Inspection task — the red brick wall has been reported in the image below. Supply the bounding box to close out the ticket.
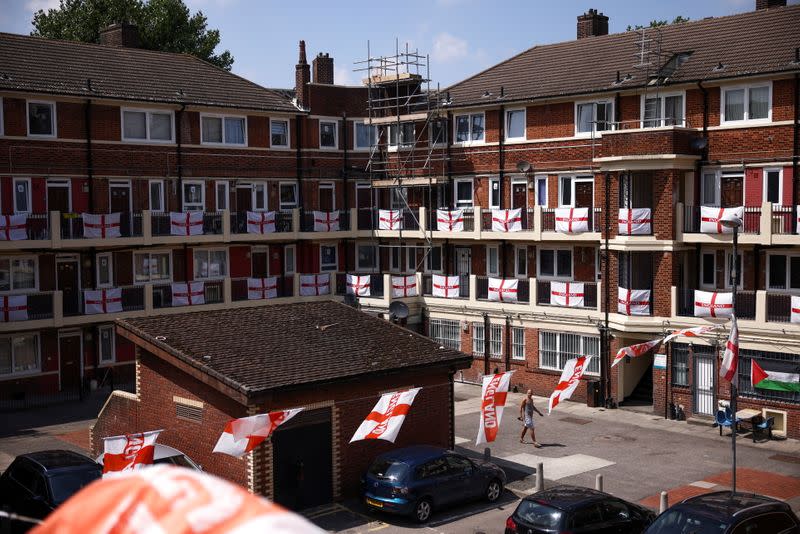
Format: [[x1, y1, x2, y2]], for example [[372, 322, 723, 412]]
[[527, 102, 572, 139]]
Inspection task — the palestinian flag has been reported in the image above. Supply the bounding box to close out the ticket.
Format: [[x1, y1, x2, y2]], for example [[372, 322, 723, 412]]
[[751, 359, 800, 393]]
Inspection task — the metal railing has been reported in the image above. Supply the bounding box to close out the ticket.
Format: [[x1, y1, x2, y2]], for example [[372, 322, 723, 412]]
[[541, 207, 601, 233], [683, 206, 761, 234], [334, 273, 385, 297], [24, 292, 54, 320], [60, 213, 143, 239], [676, 289, 756, 319], [421, 273, 470, 298], [300, 209, 350, 232], [766, 292, 795, 322], [230, 211, 293, 234], [535, 280, 598, 308], [475, 277, 530, 303], [67, 286, 145, 316], [480, 209, 535, 232], [23, 213, 50, 240], [770, 206, 794, 235], [230, 276, 294, 300]]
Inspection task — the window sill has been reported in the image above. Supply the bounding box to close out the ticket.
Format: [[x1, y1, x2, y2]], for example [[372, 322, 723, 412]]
[[200, 142, 248, 148]]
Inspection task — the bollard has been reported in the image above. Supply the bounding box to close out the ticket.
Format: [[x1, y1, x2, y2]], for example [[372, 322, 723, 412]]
[[659, 491, 669, 514], [535, 462, 544, 493], [484, 447, 491, 461], [595, 474, 603, 492]]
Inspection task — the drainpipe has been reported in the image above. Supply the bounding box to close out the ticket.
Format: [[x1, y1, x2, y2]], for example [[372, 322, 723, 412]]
[[499, 96, 506, 210], [176, 104, 185, 208], [792, 72, 799, 234], [696, 81, 710, 205], [603, 171, 612, 408], [85, 93, 94, 213], [296, 115, 304, 212], [504, 315, 511, 372], [446, 108, 453, 207], [342, 113, 350, 271], [483, 312, 490, 376]]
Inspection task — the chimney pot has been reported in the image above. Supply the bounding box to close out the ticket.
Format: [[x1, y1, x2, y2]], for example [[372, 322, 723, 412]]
[[99, 23, 140, 48], [296, 40, 311, 108], [577, 8, 609, 39], [313, 52, 335, 85], [755, 0, 786, 9]]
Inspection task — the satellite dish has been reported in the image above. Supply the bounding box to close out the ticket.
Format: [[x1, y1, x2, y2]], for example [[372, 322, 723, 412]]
[[389, 301, 409, 320], [690, 137, 709, 151], [516, 160, 532, 173]]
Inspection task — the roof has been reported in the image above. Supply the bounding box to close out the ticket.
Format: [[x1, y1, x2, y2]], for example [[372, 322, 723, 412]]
[[676, 491, 790, 519], [445, 5, 800, 107], [21, 450, 99, 471], [117, 301, 471, 397], [526, 485, 615, 511], [375, 445, 448, 465], [0, 33, 298, 113]]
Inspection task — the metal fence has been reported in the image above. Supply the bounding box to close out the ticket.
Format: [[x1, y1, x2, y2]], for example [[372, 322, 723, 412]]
[[229, 211, 293, 234], [230, 276, 294, 300], [480, 209, 535, 232], [683, 206, 761, 234], [676, 288, 756, 319], [536, 280, 598, 308], [300, 210, 350, 232], [541, 208, 601, 232], [475, 277, 530, 303]]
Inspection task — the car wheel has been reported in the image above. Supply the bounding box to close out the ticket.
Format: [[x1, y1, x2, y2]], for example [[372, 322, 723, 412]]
[[486, 479, 502, 503], [413, 498, 433, 523]]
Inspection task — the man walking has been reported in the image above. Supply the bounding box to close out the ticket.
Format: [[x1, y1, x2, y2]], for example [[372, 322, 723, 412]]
[[519, 389, 543, 447]]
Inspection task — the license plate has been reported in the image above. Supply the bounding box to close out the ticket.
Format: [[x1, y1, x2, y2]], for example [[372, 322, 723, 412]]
[[366, 498, 383, 508]]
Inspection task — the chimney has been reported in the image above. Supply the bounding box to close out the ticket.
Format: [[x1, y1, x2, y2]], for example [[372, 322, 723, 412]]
[[577, 9, 609, 39], [755, 0, 786, 9], [99, 23, 141, 48], [295, 40, 310, 108], [312, 53, 334, 85]]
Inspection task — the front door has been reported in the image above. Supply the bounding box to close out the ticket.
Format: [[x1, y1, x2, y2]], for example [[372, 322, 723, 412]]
[[693, 350, 716, 416], [356, 185, 373, 229], [47, 184, 70, 213], [512, 182, 528, 228], [110, 183, 132, 236], [59, 333, 82, 392], [721, 174, 743, 208], [575, 181, 594, 230], [319, 184, 334, 211], [252, 248, 268, 278], [57, 259, 81, 316], [455, 247, 471, 296]]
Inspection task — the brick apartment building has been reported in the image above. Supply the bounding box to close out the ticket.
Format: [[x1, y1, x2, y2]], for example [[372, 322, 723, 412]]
[[1, 1, 799, 438]]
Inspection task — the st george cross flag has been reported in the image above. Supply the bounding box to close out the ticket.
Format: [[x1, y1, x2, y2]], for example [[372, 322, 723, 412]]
[[663, 325, 718, 344], [350, 388, 421, 443], [476, 371, 514, 445], [751, 359, 800, 393], [0, 214, 27, 241], [378, 209, 403, 230], [84, 288, 123, 315], [618, 208, 652, 236], [0, 295, 27, 322], [611, 338, 662, 368], [491, 208, 522, 232], [213, 409, 303, 458], [720, 316, 738, 383], [82, 213, 121, 239], [246, 211, 276, 234], [347, 274, 371, 297], [313, 211, 340, 232], [555, 207, 590, 234], [170, 211, 204, 236], [791, 295, 800, 324], [488, 278, 518, 303], [436, 209, 464, 232], [700, 206, 743, 234], [550, 281, 584, 308], [299, 273, 330, 296], [247, 277, 278, 300], [432, 274, 460, 298], [549, 356, 592, 413], [694, 290, 733, 318], [617, 287, 651, 316], [102, 430, 162, 475], [172, 281, 205, 306], [391, 275, 417, 298]]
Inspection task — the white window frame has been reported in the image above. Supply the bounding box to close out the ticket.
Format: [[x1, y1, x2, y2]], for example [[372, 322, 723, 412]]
[[486, 245, 500, 277], [284, 244, 296, 275], [700, 170, 721, 206], [763, 168, 783, 207], [453, 112, 485, 145], [489, 177, 501, 209], [318, 119, 339, 150], [640, 91, 686, 128], [505, 108, 526, 141], [454, 178, 474, 208], [0, 255, 39, 293], [389, 246, 402, 273], [46, 179, 72, 213], [26, 100, 56, 138], [319, 243, 338, 272], [538, 330, 600, 375], [574, 99, 614, 137], [148, 179, 165, 212], [428, 318, 461, 350], [766, 252, 800, 292], [356, 244, 379, 272], [120, 108, 175, 143], [132, 250, 173, 285], [215, 181, 229, 212], [515, 246, 527, 279], [406, 246, 418, 273], [720, 82, 772, 124], [96, 252, 114, 288], [319, 182, 335, 210], [251, 183, 268, 211], [512, 327, 525, 361], [388, 122, 415, 151], [199, 113, 247, 146], [429, 118, 448, 147], [269, 118, 290, 149], [558, 175, 593, 208], [472, 322, 503, 358], [353, 121, 377, 151], [97, 325, 115, 364], [193, 247, 228, 280], [425, 245, 443, 274], [279, 182, 298, 210], [0, 332, 41, 377], [13, 178, 32, 214], [535, 175, 548, 206], [537, 247, 574, 281], [182, 180, 205, 212]]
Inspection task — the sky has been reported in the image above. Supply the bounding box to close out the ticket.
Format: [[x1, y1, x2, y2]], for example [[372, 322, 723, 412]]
[[1, 0, 797, 90]]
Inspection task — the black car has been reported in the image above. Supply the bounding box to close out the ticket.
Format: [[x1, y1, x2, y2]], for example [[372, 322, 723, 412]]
[[505, 485, 656, 534], [645, 491, 800, 534], [0, 450, 102, 531]]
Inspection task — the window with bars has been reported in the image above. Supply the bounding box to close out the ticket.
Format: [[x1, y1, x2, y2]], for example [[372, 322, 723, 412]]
[[472, 323, 503, 357], [512, 328, 525, 360], [429, 319, 461, 350], [538, 331, 600, 374], [671, 344, 690, 386], [739, 350, 799, 405]]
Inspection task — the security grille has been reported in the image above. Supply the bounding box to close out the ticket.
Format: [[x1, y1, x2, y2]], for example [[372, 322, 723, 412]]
[[472, 324, 503, 357], [538, 331, 600, 375], [429, 318, 460, 350]]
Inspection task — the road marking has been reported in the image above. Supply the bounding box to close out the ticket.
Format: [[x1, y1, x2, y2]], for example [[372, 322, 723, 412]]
[[501, 453, 615, 480], [689, 481, 717, 489], [454, 436, 470, 444], [367, 523, 390, 531]]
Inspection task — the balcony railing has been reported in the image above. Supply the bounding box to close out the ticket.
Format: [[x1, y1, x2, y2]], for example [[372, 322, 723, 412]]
[[151, 280, 223, 309], [475, 277, 530, 303], [64, 286, 146, 317], [229, 211, 293, 234], [535, 280, 598, 309], [356, 208, 421, 231], [541, 208, 601, 233], [230, 276, 294, 301], [19, 213, 50, 240], [334, 273, 385, 297], [676, 288, 756, 319], [150, 212, 223, 236], [480, 209, 535, 232], [766, 292, 795, 323], [770, 206, 794, 235], [61, 213, 144, 239], [683, 206, 761, 234], [300, 210, 350, 232], [421, 274, 470, 299]]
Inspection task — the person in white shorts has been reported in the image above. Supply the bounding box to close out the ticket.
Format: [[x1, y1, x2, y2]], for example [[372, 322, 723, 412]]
[[518, 389, 543, 447]]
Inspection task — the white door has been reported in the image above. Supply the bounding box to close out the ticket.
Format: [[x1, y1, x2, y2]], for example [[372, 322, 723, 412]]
[[694, 353, 715, 416]]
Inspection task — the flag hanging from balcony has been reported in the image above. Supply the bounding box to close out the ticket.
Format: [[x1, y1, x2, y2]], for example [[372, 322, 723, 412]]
[[555, 207, 589, 234], [213, 409, 303, 458], [617, 208, 652, 236], [549, 356, 592, 413], [102, 430, 162, 475], [247, 277, 278, 300], [313, 210, 339, 232], [491, 208, 522, 232], [720, 316, 739, 382], [436, 209, 464, 232], [0, 214, 27, 241], [299, 273, 330, 296], [0, 295, 27, 322], [350, 388, 421, 443], [84, 288, 123, 315], [170, 211, 204, 236], [346, 274, 371, 296], [550, 281, 584, 307], [792, 295, 800, 324], [699, 206, 743, 234], [391, 275, 417, 298], [488, 278, 518, 303], [694, 290, 733, 318], [476, 371, 514, 445], [171, 281, 205, 306], [432, 274, 460, 298], [617, 287, 651, 316], [246, 211, 276, 234], [611, 338, 662, 368], [82, 213, 121, 239], [663, 325, 718, 343], [751, 359, 800, 393], [378, 209, 403, 230]]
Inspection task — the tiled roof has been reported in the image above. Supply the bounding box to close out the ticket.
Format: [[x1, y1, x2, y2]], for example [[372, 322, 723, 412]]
[[0, 32, 298, 113], [445, 5, 800, 107], [118, 301, 471, 395]]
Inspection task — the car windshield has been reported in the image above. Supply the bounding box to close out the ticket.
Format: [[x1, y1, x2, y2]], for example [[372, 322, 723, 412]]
[[646, 509, 727, 534], [368, 459, 408, 482], [515, 500, 564, 529], [49, 469, 101, 505], [154, 455, 197, 469]]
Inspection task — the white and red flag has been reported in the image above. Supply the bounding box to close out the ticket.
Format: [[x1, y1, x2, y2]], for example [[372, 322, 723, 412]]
[[378, 209, 403, 230], [720, 316, 739, 383], [663, 325, 718, 343], [84, 288, 123, 315], [432, 274, 460, 298], [0, 214, 27, 241], [391, 275, 417, 298], [248, 277, 278, 300], [792, 295, 800, 324], [172, 281, 205, 306], [170, 211, 204, 236], [611, 338, 662, 368], [550, 281, 584, 308], [491, 208, 522, 232], [350, 388, 421, 443], [700, 206, 743, 234], [213, 409, 303, 458], [102, 430, 162, 475], [617, 287, 651, 316], [694, 290, 733, 318], [346, 274, 371, 297], [476, 371, 514, 445], [0, 295, 27, 322], [436, 209, 464, 232], [82, 213, 121, 239], [555, 207, 589, 234], [796, 205, 800, 235], [246, 211, 276, 234], [313, 210, 340, 232], [618, 208, 652, 236], [488, 278, 518, 303], [299, 273, 330, 296], [549, 356, 592, 413]]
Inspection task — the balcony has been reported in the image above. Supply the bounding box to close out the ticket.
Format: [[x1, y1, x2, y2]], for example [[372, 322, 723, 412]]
[[62, 286, 146, 317], [356, 208, 421, 233], [229, 211, 293, 235], [422, 274, 470, 299], [475, 277, 530, 303], [765, 292, 797, 323], [300, 210, 351, 233], [60, 213, 144, 240], [535, 280, 598, 309], [480, 209, 535, 233], [334, 273, 385, 297], [598, 127, 701, 160], [541, 208, 602, 237], [675, 288, 756, 320], [674, 202, 800, 246], [150, 212, 224, 237], [230, 276, 295, 301]]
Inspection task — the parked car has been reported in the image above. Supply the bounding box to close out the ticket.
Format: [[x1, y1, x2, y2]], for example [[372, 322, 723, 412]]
[[505, 485, 656, 534], [95, 444, 202, 471], [645, 491, 800, 534], [363, 445, 506, 523]]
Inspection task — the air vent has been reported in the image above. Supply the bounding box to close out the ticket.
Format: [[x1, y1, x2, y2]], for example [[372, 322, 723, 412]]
[[174, 396, 203, 422]]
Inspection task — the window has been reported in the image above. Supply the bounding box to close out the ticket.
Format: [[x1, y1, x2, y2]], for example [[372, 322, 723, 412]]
[[27, 101, 55, 137], [512, 327, 525, 360], [642, 93, 684, 128], [0, 257, 37, 291], [701, 171, 720, 206], [0, 333, 40, 376], [671, 344, 690, 386], [319, 182, 336, 211], [558, 176, 593, 207], [270, 119, 289, 148], [284, 245, 296, 275], [122, 109, 173, 141], [732, 512, 798, 534], [193, 249, 227, 279], [319, 120, 338, 148], [320, 244, 338, 272], [13, 178, 31, 214], [356, 244, 378, 272], [354, 122, 377, 150], [96, 253, 113, 288], [253, 183, 267, 211], [389, 246, 401, 272], [454, 179, 473, 207], [201, 115, 246, 145], [506, 109, 526, 140], [472, 323, 502, 357], [489, 177, 500, 209], [454, 113, 485, 143], [722, 84, 771, 123], [215, 181, 229, 211], [98, 325, 114, 364], [429, 318, 460, 350], [425, 246, 442, 273], [390, 187, 407, 210], [764, 169, 782, 206], [539, 331, 600, 374], [388, 122, 415, 149], [487, 246, 499, 277], [133, 252, 171, 283], [429, 119, 447, 146], [535, 176, 547, 206], [149, 180, 164, 212], [279, 183, 298, 209], [182, 181, 205, 211], [739, 350, 799, 405], [576, 100, 613, 135], [767, 254, 800, 291], [515, 246, 527, 278], [701, 252, 716, 288], [407, 246, 418, 273], [538, 249, 572, 280]]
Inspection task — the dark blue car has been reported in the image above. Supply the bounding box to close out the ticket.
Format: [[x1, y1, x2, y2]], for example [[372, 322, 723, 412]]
[[363, 445, 506, 523]]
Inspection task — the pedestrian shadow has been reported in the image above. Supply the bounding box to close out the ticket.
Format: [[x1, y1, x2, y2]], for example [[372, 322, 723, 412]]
[[538, 443, 566, 448]]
